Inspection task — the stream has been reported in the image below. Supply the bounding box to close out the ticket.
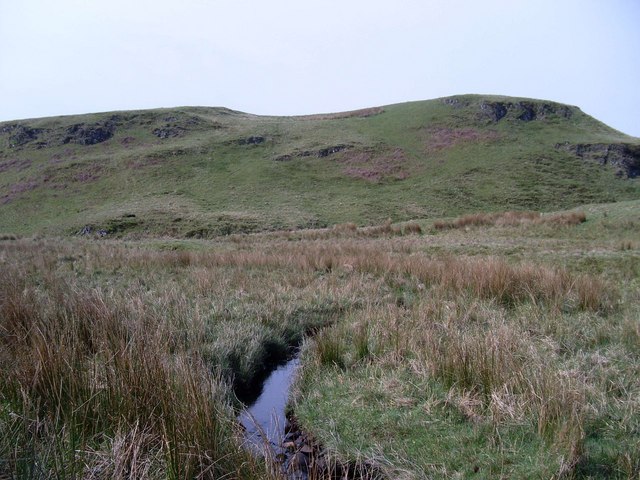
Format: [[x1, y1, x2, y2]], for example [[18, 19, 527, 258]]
[[237, 352, 381, 479], [238, 356, 300, 454]]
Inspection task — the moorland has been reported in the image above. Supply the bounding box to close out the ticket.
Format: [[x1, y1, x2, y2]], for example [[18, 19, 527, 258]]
[[0, 95, 639, 479]]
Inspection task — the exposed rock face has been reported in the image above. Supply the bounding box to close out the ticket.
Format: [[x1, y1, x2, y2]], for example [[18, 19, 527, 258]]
[[0, 124, 44, 147], [63, 123, 115, 145], [482, 102, 509, 122], [317, 145, 347, 157], [556, 142, 640, 178], [517, 102, 537, 121], [1, 121, 115, 148], [480, 101, 573, 123], [153, 126, 185, 139], [237, 136, 266, 145], [153, 114, 210, 138], [275, 145, 349, 161]]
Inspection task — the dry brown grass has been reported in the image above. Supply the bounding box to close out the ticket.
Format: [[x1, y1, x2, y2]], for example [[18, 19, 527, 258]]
[[433, 210, 586, 230], [167, 244, 612, 312], [401, 221, 422, 235], [0, 242, 298, 479], [0, 230, 630, 478], [0, 265, 256, 478], [332, 222, 358, 235]]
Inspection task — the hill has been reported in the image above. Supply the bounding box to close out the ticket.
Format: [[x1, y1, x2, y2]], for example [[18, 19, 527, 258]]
[[0, 94, 638, 237]]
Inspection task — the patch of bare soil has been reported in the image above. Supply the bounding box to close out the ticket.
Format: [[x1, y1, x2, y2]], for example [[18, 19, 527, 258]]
[[338, 147, 409, 182], [1, 180, 39, 204], [73, 164, 103, 183], [0, 158, 32, 173], [425, 127, 501, 152]]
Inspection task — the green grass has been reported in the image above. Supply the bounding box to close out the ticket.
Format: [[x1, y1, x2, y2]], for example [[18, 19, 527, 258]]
[[294, 366, 562, 479], [1, 203, 638, 478], [289, 202, 639, 479], [1, 95, 638, 237]]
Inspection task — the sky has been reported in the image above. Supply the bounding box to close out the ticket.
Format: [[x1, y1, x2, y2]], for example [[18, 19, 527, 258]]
[[1, 0, 639, 136]]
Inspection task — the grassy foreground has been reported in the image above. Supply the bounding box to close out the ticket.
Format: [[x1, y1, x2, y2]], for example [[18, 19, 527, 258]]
[[1, 201, 639, 478], [0, 237, 352, 479], [292, 203, 640, 479]]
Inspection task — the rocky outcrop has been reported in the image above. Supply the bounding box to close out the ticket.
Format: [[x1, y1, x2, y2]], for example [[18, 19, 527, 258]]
[[480, 101, 574, 123], [153, 114, 212, 139], [1, 111, 225, 149], [516, 102, 537, 121], [0, 124, 45, 147], [556, 142, 640, 178], [153, 126, 185, 139], [317, 145, 348, 157], [275, 145, 350, 162], [1, 121, 115, 148], [441, 97, 468, 108], [237, 136, 266, 145], [483, 102, 509, 122], [63, 123, 115, 145]]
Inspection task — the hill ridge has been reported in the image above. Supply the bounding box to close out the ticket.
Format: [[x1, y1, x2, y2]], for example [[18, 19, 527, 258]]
[[0, 95, 638, 237]]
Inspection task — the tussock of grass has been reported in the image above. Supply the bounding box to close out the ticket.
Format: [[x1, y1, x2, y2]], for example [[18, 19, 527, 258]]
[[401, 221, 422, 235], [434, 210, 587, 230], [333, 222, 358, 234], [313, 327, 347, 369], [0, 264, 259, 478]]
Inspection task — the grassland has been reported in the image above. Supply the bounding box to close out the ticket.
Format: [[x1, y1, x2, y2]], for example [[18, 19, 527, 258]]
[[1, 96, 639, 478], [1, 199, 638, 479], [1, 95, 638, 237], [293, 203, 640, 479]]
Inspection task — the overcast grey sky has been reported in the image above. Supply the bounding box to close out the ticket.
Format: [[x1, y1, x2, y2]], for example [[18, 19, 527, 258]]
[[1, 0, 638, 136]]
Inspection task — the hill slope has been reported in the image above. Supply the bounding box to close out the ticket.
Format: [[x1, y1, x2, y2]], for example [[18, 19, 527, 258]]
[[0, 94, 638, 237]]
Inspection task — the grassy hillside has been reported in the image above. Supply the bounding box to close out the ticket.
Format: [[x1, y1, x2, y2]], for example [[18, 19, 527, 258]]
[[1, 95, 638, 237]]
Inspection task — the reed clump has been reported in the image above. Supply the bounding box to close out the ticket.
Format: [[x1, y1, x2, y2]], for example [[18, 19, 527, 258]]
[[0, 263, 262, 478]]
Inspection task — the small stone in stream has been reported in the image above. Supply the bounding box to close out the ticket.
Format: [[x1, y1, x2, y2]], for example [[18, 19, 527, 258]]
[[300, 444, 313, 454], [283, 441, 296, 450]]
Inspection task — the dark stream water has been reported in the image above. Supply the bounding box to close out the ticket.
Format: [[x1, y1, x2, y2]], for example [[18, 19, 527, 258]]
[[237, 354, 375, 479], [238, 356, 300, 453]]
